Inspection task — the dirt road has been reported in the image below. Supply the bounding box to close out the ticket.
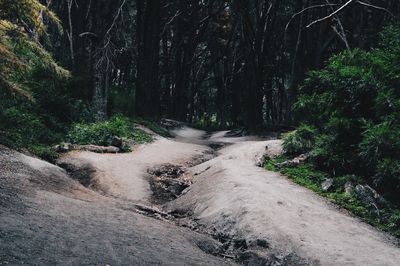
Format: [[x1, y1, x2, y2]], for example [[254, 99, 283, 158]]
[[170, 128, 400, 265], [1, 125, 400, 265]]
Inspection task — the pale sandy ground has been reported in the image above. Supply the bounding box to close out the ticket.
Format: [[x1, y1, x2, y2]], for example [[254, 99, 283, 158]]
[[169, 128, 400, 266], [58, 136, 208, 202], [0, 140, 232, 265], [1, 125, 400, 265]]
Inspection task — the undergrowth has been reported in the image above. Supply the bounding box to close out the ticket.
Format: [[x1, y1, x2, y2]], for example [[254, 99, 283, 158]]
[[132, 117, 172, 138], [68, 115, 153, 151]]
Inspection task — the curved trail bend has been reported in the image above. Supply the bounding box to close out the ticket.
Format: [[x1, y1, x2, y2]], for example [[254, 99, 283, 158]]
[[1, 125, 399, 265]]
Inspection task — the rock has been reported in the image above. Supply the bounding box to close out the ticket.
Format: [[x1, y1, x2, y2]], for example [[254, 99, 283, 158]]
[[344, 181, 354, 194], [354, 184, 386, 208], [256, 155, 268, 167], [308, 175, 318, 181], [148, 164, 186, 178], [164, 179, 189, 196], [54, 143, 73, 153], [110, 136, 123, 148], [276, 153, 309, 169], [77, 145, 120, 153], [150, 177, 189, 201], [321, 178, 334, 192]]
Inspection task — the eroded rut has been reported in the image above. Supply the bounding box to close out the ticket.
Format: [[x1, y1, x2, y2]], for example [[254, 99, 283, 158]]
[[142, 143, 309, 266], [143, 147, 272, 265]]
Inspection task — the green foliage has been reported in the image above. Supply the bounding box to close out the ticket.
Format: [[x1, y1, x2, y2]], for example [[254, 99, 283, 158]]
[[132, 117, 172, 138], [292, 25, 400, 203], [282, 124, 316, 156], [68, 116, 153, 149], [0, 0, 75, 161]]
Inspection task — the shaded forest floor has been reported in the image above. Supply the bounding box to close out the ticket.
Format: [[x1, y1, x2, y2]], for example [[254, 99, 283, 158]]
[[1, 124, 400, 265]]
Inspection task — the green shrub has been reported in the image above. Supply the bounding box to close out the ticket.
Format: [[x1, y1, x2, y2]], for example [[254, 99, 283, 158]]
[[282, 124, 316, 156], [293, 25, 400, 205], [68, 115, 153, 148]]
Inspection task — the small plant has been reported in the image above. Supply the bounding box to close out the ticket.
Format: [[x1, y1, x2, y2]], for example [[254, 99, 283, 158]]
[[282, 124, 316, 156], [68, 115, 153, 149]]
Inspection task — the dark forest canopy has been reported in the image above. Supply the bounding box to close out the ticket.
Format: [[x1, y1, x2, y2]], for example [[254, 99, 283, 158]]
[[44, 0, 398, 130], [0, 0, 399, 145]]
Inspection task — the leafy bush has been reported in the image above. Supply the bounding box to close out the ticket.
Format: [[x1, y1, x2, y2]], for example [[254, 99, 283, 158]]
[[68, 115, 153, 148], [292, 25, 400, 204], [282, 124, 316, 155]]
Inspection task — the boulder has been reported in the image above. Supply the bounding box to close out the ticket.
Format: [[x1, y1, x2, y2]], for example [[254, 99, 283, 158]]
[[321, 178, 334, 192]]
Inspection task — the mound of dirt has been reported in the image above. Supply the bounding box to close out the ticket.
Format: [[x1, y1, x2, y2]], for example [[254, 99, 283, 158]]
[[0, 145, 235, 265]]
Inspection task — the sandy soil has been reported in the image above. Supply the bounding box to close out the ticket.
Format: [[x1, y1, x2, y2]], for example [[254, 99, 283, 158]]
[[57, 136, 208, 202], [0, 145, 232, 265], [1, 125, 400, 265], [169, 130, 400, 266]]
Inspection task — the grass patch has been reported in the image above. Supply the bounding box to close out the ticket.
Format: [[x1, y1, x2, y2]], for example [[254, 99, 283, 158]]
[[132, 117, 172, 138], [68, 115, 153, 151], [264, 156, 400, 238]]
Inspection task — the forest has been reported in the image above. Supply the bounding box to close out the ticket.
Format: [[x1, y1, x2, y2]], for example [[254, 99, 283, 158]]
[[1, 0, 400, 264]]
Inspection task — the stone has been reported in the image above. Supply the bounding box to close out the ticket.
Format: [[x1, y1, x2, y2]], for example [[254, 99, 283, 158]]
[[321, 178, 334, 192], [276, 154, 309, 169], [354, 184, 386, 207], [308, 175, 318, 181], [110, 136, 123, 148], [54, 143, 73, 153], [77, 145, 120, 154], [344, 181, 354, 194]]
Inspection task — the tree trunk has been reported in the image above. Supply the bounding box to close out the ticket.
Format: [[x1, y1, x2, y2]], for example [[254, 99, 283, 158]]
[[135, 0, 162, 119]]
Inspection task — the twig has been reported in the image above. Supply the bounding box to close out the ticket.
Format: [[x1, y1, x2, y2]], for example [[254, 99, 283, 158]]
[[307, 0, 354, 28], [355, 1, 395, 17]]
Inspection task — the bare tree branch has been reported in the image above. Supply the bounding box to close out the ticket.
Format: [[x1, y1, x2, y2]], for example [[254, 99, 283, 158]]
[[307, 0, 354, 28]]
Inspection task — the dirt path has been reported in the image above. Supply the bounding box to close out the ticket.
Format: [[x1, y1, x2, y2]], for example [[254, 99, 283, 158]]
[[169, 129, 400, 265], [0, 139, 231, 265], [1, 125, 400, 265], [58, 135, 209, 202]]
